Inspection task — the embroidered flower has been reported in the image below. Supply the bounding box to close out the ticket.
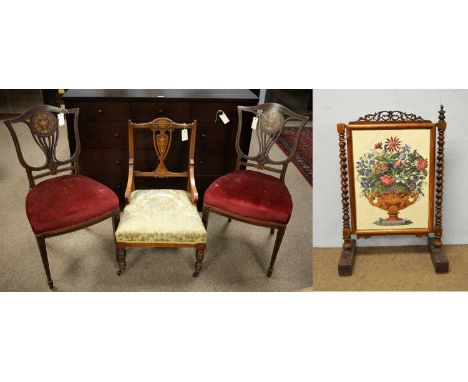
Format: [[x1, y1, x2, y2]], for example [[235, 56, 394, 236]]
[[380, 174, 394, 187], [385, 136, 402, 152], [374, 142, 383, 149], [394, 159, 403, 168], [373, 162, 388, 174], [417, 158, 428, 171]]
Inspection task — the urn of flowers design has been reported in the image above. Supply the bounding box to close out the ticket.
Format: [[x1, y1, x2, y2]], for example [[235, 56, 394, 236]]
[[367, 191, 418, 223], [356, 136, 428, 226]]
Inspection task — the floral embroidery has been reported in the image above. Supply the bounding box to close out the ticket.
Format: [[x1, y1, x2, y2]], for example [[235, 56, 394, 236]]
[[356, 137, 429, 226]]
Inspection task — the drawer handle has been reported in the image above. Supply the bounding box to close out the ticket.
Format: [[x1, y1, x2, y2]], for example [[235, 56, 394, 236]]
[[201, 133, 207, 139], [115, 160, 121, 165], [116, 185, 121, 189], [199, 160, 204, 166], [158, 109, 164, 114], [98, 109, 103, 114], [114, 132, 120, 138]]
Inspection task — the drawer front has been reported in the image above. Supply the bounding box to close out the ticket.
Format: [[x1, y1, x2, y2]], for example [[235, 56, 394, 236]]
[[130, 102, 191, 123], [72, 101, 130, 121], [191, 102, 239, 122], [195, 151, 237, 176], [78, 121, 128, 150], [196, 122, 238, 153], [79, 149, 128, 176]]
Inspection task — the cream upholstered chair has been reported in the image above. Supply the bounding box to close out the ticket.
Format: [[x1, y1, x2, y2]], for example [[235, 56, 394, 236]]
[[115, 117, 207, 277]]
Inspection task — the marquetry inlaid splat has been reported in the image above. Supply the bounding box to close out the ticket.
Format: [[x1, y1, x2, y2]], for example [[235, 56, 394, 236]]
[[152, 129, 172, 173]]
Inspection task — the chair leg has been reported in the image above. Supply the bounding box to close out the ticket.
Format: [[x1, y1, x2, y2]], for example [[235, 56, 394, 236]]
[[112, 210, 120, 262], [202, 205, 210, 229], [227, 218, 232, 223], [270, 228, 275, 235], [116, 247, 126, 276], [267, 227, 286, 278], [36, 236, 54, 290], [193, 247, 205, 277]]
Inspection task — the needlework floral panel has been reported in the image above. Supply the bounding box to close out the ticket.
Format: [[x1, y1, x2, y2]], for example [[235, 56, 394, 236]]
[[351, 129, 431, 231]]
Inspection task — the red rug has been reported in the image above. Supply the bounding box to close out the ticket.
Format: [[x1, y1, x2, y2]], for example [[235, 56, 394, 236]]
[[276, 126, 312, 186]]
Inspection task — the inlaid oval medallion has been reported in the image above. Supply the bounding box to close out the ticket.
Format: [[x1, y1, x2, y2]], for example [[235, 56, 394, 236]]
[[258, 109, 285, 133], [30, 111, 57, 136]]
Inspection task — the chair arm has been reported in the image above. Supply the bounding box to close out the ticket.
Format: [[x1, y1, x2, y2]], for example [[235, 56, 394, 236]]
[[124, 160, 135, 204], [188, 159, 198, 204]]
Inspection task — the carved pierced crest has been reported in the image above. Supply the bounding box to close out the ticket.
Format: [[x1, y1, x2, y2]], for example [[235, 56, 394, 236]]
[[30, 111, 58, 136], [358, 111, 430, 123]]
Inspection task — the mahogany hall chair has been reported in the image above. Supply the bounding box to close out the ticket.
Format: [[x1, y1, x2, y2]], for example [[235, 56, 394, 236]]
[[4, 105, 120, 289], [114, 117, 206, 277], [202, 103, 309, 277]]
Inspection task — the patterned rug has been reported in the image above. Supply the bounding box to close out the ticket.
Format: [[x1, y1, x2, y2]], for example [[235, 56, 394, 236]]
[[276, 126, 312, 186]]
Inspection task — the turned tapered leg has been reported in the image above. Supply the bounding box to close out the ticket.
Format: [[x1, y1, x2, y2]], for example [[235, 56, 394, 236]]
[[116, 247, 126, 276], [112, 210, 120, 262], [36, 236, 54, 290], [270, 228, 275, 235], [193, 247, 205, 277], [267, 227, 286, 278]]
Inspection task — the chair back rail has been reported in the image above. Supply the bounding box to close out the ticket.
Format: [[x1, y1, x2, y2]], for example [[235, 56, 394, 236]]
[[235, 103, 309, 182], [125, 117, 198, 203], [4, 105, 81, 189]]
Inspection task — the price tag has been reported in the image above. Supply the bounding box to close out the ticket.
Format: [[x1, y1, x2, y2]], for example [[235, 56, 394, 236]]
[[181, 129, 188, 142], [219, 112, 230, 124], [251, 116, 258, 130], [58, 113, 65, 127]]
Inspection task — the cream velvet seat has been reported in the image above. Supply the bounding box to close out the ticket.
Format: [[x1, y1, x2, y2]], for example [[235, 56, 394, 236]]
[[115, 189, 206, 244]]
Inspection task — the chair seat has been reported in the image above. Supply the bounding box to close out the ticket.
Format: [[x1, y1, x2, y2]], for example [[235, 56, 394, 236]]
[[204, 170, 293, 224], [115, 189, 206, 244], [26, 175, 119, 235]]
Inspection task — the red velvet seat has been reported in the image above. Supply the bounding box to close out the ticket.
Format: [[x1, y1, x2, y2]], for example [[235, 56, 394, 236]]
[[204, 170, 293, 224], [26, 175, 119, 235]]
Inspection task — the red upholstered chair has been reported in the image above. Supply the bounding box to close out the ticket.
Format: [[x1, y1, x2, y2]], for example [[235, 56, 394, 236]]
[[202, 103, 309, 277], [4, 105, 120, 289]]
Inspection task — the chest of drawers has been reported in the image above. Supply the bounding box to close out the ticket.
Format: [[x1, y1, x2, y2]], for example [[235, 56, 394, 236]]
[[63, 89, 258, 208]]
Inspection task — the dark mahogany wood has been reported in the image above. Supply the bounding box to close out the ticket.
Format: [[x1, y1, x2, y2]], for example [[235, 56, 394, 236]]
[[203, 103, 309, 278], [63, 89, 258, 209], [4, 105, 120, 290]]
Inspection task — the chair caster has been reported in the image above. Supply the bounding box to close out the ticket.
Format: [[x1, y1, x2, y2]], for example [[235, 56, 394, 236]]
[[192, 271, 200, 277], [48, 280, 54, 290], [117, 270, 124, 276], [266, 269, 273, 278]]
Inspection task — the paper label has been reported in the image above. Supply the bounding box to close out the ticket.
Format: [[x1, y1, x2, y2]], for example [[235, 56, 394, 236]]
[[251, 116, 258, 130], [182, 129, 188, 141], [58, 113, 65, 127], [219, 112, 230, 124]]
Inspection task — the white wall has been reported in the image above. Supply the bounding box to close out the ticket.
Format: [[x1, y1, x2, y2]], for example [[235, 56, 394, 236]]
[[313, 90, 468, 247]]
